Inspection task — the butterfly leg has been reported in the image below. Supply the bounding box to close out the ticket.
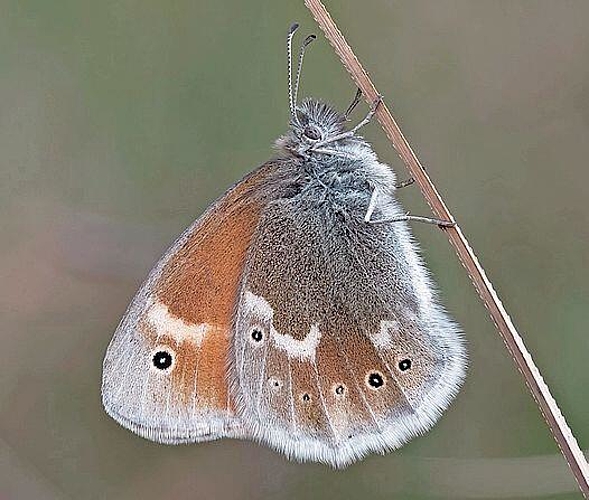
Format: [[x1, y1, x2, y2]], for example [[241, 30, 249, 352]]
[[313, 96, 383, 148], [343, 87, 363, 120], [364, 186, 380, 222], [395, 177, 415, 189], [364, 188, 454, 227], [369, 212, 455, 228], [347, 95, 382, 134]]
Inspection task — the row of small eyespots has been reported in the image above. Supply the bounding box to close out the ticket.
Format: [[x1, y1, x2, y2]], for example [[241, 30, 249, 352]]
[[267, 362, 413, 400], [250, 327, 413, 387]]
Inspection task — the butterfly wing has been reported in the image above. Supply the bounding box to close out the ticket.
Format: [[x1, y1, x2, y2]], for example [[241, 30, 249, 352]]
[[231, 190, 467, 467], [101, 161, 281, 444]]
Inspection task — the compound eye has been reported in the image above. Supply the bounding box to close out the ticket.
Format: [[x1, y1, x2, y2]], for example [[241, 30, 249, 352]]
[[303, 125, 321, 141]]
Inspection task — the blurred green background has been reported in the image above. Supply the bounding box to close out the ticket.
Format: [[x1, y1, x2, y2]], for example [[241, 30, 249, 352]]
[[2, 1, 589, 499]]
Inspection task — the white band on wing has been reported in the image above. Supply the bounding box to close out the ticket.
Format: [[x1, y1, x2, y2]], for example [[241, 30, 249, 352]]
[[147, 300, 210, 345], [243, 289, 322, 361]]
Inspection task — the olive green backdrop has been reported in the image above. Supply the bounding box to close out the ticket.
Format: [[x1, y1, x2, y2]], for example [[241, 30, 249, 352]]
[[2, 1, 588, 499]]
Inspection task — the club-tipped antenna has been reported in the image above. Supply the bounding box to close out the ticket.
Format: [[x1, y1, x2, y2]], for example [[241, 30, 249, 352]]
[[287, 23, 299, 124], [293, 34, 317, 112]]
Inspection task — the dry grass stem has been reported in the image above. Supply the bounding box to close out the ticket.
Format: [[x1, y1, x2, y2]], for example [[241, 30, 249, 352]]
[[304, 0, 589, 496]]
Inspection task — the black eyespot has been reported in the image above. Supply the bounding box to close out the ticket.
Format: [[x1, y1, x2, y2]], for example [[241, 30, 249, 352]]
[[268, 376, 282, 390], [152, 350, 173, 370], [398, 359, 412, 371], [301, 393, 311, 402], [366, 371, 385, 389], [251, 328, 263, 342], [334, 384, 346, 396], [303, 125, 321, 141]]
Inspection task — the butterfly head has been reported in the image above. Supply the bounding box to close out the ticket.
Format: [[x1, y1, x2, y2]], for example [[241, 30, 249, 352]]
[[276, 98, 351, 157], [276, 24, 365, 159]]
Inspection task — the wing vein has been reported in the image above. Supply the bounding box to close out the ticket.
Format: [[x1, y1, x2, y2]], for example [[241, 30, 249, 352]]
[[312, 359, 338, 440], [337, 335, 382, 430]]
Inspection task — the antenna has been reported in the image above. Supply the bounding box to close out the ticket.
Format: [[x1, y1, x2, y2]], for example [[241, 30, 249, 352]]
[[293, 34, 317, 111], [287, 23, 299, 124]]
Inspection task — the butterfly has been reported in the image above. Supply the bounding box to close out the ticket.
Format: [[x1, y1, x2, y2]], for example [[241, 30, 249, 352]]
[[101, 23, 467, 468]]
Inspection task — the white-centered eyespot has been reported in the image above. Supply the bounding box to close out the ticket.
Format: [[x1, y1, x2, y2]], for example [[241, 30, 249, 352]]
[[398, 358, 412, 371], [333, 383, 347, 398], [151, 346, 175, 373], [365, 370, 386, 390], [249, 325, 265, 345]]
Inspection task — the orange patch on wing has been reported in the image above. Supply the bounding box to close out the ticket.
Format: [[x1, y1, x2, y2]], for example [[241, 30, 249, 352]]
[[149, 163, 278, 410], [170, 339, 199, 405], [196, 326, 231, 409], [157, 164, 277, 326]]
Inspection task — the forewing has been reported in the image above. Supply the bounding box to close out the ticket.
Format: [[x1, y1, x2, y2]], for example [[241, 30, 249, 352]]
[[101, 162, 280, 444], [232, 198, 466, 467]]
